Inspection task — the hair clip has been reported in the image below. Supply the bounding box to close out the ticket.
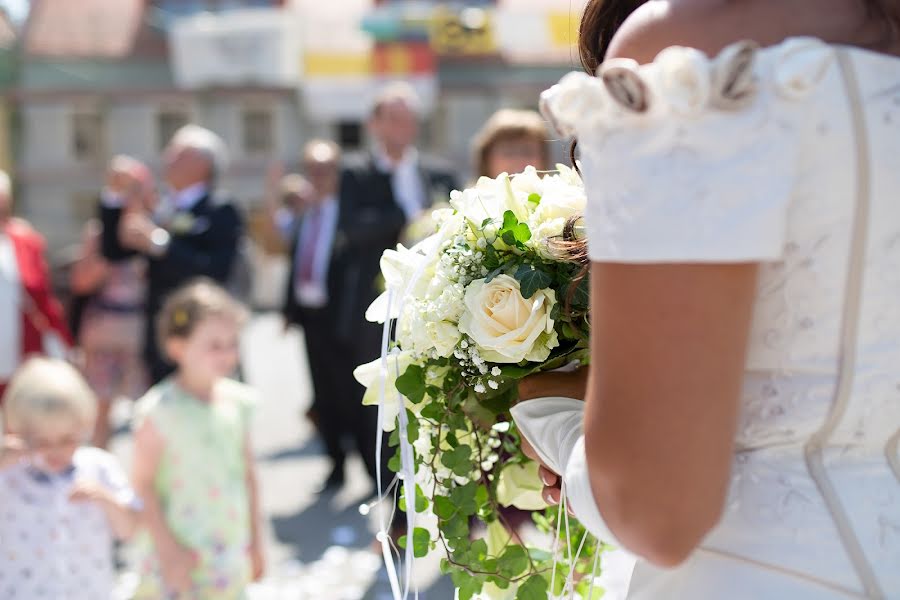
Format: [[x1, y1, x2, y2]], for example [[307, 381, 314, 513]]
[[173, 308, 189, 327]]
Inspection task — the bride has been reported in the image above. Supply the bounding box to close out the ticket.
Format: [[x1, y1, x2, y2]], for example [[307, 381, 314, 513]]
[[512, 0, 900, 597]]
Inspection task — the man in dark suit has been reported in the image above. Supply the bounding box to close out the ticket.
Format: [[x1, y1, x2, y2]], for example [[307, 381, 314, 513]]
[[101, 125, 243, 383], [335, 83, 459, 497], [282, 139, 368, 492]]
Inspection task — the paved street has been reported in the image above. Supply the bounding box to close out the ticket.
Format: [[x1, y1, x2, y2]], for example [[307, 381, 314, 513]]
[[114, 313, 454, 599]]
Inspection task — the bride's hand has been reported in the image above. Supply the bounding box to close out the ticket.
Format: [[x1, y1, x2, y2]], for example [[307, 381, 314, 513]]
[[516, 369, 588, 404], [519, 427, 568, 510]]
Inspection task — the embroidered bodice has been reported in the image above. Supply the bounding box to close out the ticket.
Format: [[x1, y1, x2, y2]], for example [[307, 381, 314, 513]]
[[540, 38, 900, 598]]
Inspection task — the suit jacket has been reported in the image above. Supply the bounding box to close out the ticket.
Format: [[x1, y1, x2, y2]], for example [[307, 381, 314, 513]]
[[100, 189, 244, 365], [331, 151, 458, 360]]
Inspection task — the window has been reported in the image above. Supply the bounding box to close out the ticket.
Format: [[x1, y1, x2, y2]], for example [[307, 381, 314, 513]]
[[242, 108, 274, 154], [71, 111, 105, 162], [157, 110, 190, 151], [337, 121, 362, 150]]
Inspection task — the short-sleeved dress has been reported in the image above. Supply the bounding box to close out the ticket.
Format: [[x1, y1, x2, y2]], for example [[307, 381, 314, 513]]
[[131, 377, 257, 599], [534, 38, 900, 598], [0, 447, 139, 599]]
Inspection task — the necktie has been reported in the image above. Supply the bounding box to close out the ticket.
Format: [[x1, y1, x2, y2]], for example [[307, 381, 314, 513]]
[[297, 207, 323, 286]]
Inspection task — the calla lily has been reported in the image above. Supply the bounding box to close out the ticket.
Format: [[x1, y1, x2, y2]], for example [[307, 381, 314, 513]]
[[496, 461, 548, 510], [352, 351, 415, 431]]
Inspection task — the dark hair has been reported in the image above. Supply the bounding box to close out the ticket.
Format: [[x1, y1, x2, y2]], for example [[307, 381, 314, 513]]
[[578, 0, 649, 75]]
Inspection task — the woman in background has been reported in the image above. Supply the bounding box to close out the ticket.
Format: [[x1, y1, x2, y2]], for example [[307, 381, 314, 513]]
[[71, 156, 154, 448], [0, 169, 72, 406], [472, 108, 551, 179]]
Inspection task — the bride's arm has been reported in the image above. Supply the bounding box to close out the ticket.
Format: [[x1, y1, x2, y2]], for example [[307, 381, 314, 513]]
[[584, 263, 757, 566]]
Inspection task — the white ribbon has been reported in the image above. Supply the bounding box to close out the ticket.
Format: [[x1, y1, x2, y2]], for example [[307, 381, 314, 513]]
[[375, 218, 459, 599]]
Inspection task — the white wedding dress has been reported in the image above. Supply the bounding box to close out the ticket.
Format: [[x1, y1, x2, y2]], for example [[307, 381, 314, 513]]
[[517, 38, 900, 598]]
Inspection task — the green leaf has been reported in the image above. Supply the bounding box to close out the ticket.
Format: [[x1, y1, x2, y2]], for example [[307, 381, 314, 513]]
[[415, 484, 429, 512], [502, 230, 518, 246], [441, 444, 473, 477], [397, 535, 407, 549], [570, 276, 590, 308], [449, 482, 477, 516], [576, 579, 606, 600], [481, 217, 493, 228], [514, 264, 553, 299], [517, 575, 549, 600], [388, 450, 401, 473], [512, 222, 532, 244], [475, 484, 489, 507], [388, 428, 400, 447], [433, 495, 456, 519], [485, 266, 504, 283], [483, 244, 500, 269], [527, 192, 541, 205], [395, 365, 426, 404], [527, 547, 553, 562], [406, 412, 419, 444], [452, 571, 483, 600], [413, 527, 431, 558], [502, 210, 518, 231], [442, 513, 470, 539], [498, 545, 529, 578], [421, 402, 444, 421]]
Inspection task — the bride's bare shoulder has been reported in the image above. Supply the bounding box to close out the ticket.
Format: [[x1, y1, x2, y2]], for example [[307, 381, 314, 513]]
[[606, 0, 866, 62]]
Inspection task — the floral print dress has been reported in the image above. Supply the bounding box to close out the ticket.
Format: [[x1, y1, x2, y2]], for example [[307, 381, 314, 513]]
[[131, 378, 256, 599]]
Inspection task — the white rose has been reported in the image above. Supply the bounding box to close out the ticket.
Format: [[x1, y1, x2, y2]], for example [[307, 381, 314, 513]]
[[450, 173, 530, 234], [426, 321, 462, 358], [530, 175, 586, 225], [353, 351, 416, 431], [458, 274, 559, 364]]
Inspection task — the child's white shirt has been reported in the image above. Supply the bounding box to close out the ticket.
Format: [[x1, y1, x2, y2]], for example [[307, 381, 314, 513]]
[[0, 446, 139, 600]]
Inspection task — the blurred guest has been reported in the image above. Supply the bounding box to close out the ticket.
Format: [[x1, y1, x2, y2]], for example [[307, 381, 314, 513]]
[[472, 108, 551, 178], [0, 358, 139, 599], [281, 139, 350, 491], [0, 169, 72, 403], [70, 156, 154, 448], [339, 84, 458, 490], [131, 280, 263, 598], [264, 161, 315, 246], [101, 125, 244, 383]]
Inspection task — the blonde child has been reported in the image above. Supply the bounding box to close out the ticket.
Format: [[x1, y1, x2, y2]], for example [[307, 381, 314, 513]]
[[0, 358, 140, 599], [131, 279, 263, 599]]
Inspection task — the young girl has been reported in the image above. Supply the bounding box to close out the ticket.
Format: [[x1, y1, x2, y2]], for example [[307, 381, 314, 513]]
[[131, 279, 264, 599], [0, 358, 140, 599]]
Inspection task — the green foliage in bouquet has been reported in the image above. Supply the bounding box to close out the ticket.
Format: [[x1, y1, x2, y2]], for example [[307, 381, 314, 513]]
[[355, 167, 607, 599]]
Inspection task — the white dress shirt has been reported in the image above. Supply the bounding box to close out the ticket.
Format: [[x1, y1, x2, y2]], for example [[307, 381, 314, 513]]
[[375, 146, 426, 222], [0, 447, 140, 599], [168, 182, 208, 212], [0, 231, 21, 379], [294, 196, 339, 308]]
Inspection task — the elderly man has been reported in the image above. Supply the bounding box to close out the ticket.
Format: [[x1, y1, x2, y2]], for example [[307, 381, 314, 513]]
[[101, 125, 243, 383]]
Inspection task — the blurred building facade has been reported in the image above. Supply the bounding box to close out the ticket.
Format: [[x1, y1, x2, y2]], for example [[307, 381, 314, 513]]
[[1, 0, 585, 258]]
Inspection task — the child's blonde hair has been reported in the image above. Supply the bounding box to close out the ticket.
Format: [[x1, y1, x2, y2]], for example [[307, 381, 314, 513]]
[[2, 358, 97, 434], [157, 278, 248, 357]]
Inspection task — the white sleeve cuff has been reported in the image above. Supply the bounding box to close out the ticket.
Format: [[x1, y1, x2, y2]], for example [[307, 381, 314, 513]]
[[511, 397, 623, 548]]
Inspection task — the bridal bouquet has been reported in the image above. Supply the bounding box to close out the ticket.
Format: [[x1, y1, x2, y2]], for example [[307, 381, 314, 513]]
[[355, 166, 607, 599]]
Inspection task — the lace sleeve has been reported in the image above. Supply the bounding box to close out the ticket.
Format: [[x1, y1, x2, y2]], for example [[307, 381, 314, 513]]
[[540, 38, 835, 263]]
